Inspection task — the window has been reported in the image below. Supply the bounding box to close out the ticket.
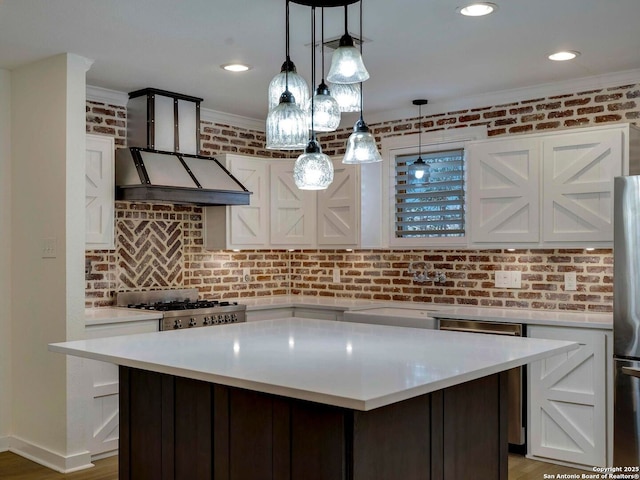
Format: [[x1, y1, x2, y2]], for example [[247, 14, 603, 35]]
[[394, 148, 465, 238], [381, 126, 486, 248]]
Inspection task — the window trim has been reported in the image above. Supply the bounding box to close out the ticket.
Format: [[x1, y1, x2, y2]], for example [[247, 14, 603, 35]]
[[381, 126, 487, 248]]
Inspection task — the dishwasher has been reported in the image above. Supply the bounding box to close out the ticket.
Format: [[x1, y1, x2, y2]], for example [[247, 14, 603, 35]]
[[438, 318, 526, 452]]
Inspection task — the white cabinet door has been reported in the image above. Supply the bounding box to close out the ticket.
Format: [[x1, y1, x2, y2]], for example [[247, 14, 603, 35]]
[[84, 319, 159, 457], [528, 325, 607, 468], [542, 129, 623, 243], [270, 161, 316, 247], [226, 155, 269, 247], [85, 134, 115, 249], [317, 160, 358, 247], [467, 138, 540, 244]]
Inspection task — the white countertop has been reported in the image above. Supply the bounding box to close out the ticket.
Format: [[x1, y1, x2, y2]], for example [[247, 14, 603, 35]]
[[242, 295, 387, 311], [429, 306, 612, 329], [85, 307, 162, 326], [53, 317, 576, 411]]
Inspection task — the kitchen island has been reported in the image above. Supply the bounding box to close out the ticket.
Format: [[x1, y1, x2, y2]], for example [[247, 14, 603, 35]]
[[50, 318, 577, 480]]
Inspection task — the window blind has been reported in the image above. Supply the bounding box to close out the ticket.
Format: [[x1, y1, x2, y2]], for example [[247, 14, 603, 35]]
[[394, 148, 465, 238]]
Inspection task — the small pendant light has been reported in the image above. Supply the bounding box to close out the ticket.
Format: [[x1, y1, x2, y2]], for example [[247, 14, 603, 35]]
[[294, 5, 334, 190], [329, 81, 360, 112], [342, 0, 381, 164], [266, 0, 308, 150], [310, 8, 340, 132], [409, 99, 430, 181], [326, 4, 369, 85]]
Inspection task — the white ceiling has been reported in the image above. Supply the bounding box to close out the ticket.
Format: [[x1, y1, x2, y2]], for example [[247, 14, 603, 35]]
[[1, 0, 639, 126]]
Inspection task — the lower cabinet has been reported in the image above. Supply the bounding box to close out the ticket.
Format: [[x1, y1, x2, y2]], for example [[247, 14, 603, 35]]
[[527, 325, 611, 467], [246, 307, 343, 322], [84, 319, 159, 458]]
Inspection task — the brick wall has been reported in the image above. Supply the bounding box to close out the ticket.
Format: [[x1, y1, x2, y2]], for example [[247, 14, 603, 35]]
[[85, 80, 640, 311]]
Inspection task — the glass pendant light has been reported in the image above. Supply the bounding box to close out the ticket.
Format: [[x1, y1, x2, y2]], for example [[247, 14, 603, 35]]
[[329, 81, 360, 112], [311, 8, 340, 132], [409, 99, 430, 181], [342, 0, 381, 164], [326, 4, 369, 85], [294, 6, 334, 190], [266, 0, 308, 150]]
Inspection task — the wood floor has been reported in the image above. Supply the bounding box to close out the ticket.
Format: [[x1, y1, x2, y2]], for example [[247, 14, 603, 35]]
[[0, 451, 590, 479]]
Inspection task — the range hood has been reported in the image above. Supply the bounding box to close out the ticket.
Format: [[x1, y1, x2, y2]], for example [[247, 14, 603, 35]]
[[115, 88, 251, 206]]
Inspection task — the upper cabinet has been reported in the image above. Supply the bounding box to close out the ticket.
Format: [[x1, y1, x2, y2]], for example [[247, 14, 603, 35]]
[[85, 134, 115, 250], [205, 155, 382, 250], [467, 123, 640, 248]]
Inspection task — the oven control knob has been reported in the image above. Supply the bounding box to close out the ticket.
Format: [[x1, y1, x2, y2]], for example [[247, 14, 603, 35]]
[[203, 317, 210, 326], [225, 314, 231, 323], [173, 319, 182, 329], [189, 318, 197, 328], [231, 314, 237, 323]]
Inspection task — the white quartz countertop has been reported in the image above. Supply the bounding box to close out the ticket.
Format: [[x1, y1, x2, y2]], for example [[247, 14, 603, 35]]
[[244, 295, 612, 329], [53, 317, 576, 411], [85, 307, 162, 326]]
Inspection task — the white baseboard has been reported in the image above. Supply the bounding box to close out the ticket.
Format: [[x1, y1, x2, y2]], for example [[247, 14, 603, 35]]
[[0, 435, 9, 452], [8, 435, 94, 473]]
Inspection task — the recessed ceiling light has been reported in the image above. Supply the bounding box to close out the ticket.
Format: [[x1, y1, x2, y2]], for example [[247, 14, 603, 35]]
[[458, 2, 498, 16], [221, 63, 251, 72], [548, 50, 580, 61]]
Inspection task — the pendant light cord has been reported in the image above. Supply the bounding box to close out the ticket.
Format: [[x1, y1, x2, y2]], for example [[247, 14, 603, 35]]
[[418, 103, 423, 158], [285, 0, 290, 91], [321, 8, 325, 82], [310, 5, 316, 141], [359, 0, 364, 121]]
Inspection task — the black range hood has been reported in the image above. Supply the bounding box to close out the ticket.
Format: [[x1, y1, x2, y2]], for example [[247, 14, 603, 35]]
[[115, 88, 251, 206]]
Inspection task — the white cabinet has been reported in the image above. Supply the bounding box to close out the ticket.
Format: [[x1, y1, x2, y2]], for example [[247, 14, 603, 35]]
[[467, 123, 640, 248], [467, 138, 540, 244], [205, 155, 381, 250], [269, 160, 317, 247], [85, 134, 115, 249], [542, 129, 623, 243], [527, 325, 611, 468], [84, 318, 159, 458], [205, 154, 270, 249]]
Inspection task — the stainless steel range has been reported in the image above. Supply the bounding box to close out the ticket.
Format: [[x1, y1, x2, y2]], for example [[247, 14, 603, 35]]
[[116, 289, 246, 331]]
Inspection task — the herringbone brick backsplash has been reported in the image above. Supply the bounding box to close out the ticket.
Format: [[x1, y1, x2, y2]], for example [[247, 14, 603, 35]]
[[85, 202, 613, 313], [116, 219, 183, 289]]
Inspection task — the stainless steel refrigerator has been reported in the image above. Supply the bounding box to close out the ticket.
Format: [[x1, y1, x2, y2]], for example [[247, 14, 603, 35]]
[[614, 175, 640, 466]]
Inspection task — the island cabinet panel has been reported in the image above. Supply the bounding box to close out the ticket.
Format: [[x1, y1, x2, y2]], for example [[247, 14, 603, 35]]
[[119, 366, 508, 480]]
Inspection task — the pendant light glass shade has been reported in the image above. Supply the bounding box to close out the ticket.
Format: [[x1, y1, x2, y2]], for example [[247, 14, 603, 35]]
[[326, 34, 369, 84], [311, 82, 340, 132], [329, 82, 360, 112], [266, 91, 308, 150], [410, 157, 430, 181], [342, 117, 381, 164], [268, 60, 310, 112], [294, 140, 334, 190]]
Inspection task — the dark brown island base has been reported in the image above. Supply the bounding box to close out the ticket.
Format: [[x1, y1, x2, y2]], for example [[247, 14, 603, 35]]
[[119, 366, 508, 480]]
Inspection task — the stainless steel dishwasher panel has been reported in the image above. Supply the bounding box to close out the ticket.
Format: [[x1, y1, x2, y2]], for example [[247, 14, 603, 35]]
[[439, 318, 525, 448]]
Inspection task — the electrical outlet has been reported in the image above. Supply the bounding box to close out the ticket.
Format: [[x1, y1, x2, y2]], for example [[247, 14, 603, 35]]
[[565, 272, 577, 291], [495, 271, 510, 288], [242, 268, 251, 282], [333, 268, 340, 283]]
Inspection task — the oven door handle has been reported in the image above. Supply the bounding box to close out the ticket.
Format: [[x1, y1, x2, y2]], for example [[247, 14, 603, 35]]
[[439, 326, 520, 336], [622, 366, 640, 379]]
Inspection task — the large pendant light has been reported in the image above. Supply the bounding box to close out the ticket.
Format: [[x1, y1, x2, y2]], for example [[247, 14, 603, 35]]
[[409, 99, 430, 181], [266, 0, 308, 150], [310, 8, 340, 132], [294, 5, 334, 190], [342, 0, 381, 164], [326, 4, 369, 84]]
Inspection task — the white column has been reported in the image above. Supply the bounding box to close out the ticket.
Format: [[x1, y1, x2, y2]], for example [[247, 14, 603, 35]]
[[10, 53, 94, 472]]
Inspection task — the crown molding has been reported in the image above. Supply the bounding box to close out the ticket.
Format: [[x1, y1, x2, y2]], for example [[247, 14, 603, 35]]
[[199, 108, 265, 132], [86, 85, 128, 106], [365, 68, 640, 126]]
